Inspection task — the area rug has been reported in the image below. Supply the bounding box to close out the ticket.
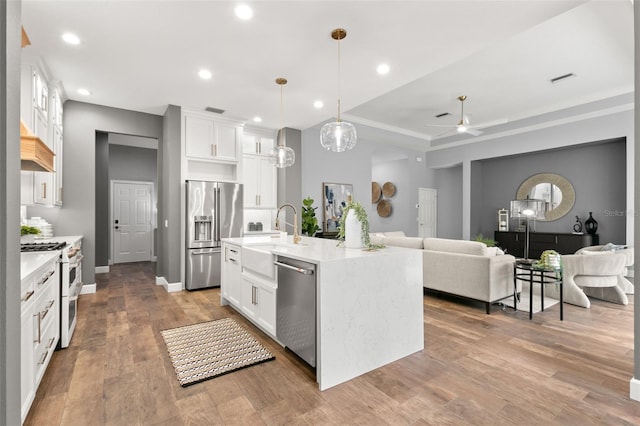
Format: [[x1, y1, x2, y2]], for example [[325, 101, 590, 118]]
[[161, 317, 275, 386], [501, 282, 559, 314]]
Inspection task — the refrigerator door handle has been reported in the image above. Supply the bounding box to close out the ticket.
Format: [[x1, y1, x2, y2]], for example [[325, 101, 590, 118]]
[[215, 187, 221, 243], [191, 249, 218, 255]]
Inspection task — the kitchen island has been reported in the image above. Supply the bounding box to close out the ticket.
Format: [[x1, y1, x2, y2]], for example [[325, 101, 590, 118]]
[[221, 235, 424, 390]]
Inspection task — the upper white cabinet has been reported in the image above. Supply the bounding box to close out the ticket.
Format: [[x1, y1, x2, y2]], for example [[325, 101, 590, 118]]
[[184, 110, 241, 162], [26, 85, 64, 207], [242, 130, 277, 209], [242, 133, 274, 156], [20, 41, 64, 207], [32, 66, 49, 148], [243, 155, 276, 208], [182, 109, 244, 182]]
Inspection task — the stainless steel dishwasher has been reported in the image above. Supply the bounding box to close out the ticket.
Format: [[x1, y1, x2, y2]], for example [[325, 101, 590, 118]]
[[274, 256, 317, 367]]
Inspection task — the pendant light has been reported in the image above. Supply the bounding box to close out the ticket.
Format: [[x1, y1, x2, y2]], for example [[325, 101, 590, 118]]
[[320, 28, 357, 152], [270, 78, 295, 168]]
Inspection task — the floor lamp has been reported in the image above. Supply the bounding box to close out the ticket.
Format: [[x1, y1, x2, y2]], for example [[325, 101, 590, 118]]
[[510, 198, 546, 259]]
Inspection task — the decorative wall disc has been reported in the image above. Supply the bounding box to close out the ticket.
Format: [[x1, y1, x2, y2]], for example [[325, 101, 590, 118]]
[[372, 182, 382, 203], [377, 199, 392, 217], [382, 182, 396, 197]]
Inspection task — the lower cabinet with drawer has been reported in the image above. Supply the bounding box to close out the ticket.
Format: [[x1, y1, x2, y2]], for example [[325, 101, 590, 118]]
[[21, 255, 60, 423]]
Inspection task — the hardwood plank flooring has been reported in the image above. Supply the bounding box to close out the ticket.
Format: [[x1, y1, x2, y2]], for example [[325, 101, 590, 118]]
[[24, 262, 640, 425]]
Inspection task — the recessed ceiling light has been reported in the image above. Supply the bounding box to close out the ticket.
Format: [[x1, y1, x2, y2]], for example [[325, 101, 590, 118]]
[[376, 63, 390, 75], [235, 4, 253, 20], [253, 116, 262, 123], [77, 88, 91, 96], [198, 69, 212, 80], [313, 100, 324, 109], [62, 32, 80, 45]]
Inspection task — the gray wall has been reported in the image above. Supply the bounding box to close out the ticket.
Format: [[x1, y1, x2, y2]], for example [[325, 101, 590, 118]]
[[95, 132, 109, 266], [371, 158, 415, 233], [477, 139, 626, 244], [277, 128, 302, 230], [158, 105, 181, 283], [433, 165, 463, 239], [302, 122, 434, 236], [1, 1, 22, 423], [94, 139, 158, 267], [425, 102, 634, 243], [633, 0, 639, 385], [28, 101, 163, 288]]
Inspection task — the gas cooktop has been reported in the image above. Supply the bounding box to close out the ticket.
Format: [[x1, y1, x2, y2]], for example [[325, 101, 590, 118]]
[[20, 242, 67, 252]]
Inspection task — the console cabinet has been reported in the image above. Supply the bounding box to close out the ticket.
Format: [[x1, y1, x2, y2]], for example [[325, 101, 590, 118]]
[[494, 231, 599, 259]]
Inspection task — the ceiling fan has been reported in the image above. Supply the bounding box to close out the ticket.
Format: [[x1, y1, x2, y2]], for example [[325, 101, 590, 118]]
[[426, 95, 485, 137]]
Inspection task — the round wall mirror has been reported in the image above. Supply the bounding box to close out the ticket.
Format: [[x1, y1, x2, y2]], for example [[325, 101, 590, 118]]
[[516, 173, 575, 221]]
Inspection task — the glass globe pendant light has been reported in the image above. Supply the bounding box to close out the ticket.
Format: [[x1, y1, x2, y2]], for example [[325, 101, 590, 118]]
[[270, 78, 295, 168], [320, 28, 357, 152]]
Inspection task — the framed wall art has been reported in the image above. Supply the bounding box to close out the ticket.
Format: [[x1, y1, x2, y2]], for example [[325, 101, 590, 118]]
[[322, 182, 353, 233]]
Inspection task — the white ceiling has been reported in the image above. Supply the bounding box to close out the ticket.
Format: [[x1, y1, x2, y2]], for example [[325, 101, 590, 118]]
[[21, 1, 634, 146]]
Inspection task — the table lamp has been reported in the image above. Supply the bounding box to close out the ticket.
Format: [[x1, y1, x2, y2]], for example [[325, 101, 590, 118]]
[[510, 197, 546, 259]]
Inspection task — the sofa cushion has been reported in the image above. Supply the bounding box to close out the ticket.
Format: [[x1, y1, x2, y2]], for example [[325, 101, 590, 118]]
[[383, 236, 424, 249], [423, 238, 488, 256], [384, 231, 406, 237]]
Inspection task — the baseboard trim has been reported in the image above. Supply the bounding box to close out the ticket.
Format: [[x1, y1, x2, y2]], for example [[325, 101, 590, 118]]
[[630, 378, 640, 401], [156, 276, 182, 293], [80, 283, 96, 295], [95, 266, 110, 274]]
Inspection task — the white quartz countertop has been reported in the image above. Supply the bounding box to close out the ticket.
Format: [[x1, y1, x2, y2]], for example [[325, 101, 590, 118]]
[[222, 235, 416, 264], [34, 235, 83, 247], [21, 235, 83, 281], [21, 251, 60, 281]]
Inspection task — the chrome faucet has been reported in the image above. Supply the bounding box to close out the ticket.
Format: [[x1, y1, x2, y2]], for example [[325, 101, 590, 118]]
[[275, 203, 301, 244]]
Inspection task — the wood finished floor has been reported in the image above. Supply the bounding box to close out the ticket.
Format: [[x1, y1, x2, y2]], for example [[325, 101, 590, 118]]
[[25, 261, 640, 425]]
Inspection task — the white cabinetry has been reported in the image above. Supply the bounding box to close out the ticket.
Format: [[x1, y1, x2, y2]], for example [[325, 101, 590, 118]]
[[21, 255, 59, 423], [240, 271, 277, 337], [242, 131, 276, 209], [21, 61, 64, 207], [221, 243, 242, 307], [182, 109, 244, 182]]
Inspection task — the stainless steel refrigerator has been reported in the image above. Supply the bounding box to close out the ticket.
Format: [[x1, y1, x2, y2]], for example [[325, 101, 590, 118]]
[[186, 180, 243, 290]]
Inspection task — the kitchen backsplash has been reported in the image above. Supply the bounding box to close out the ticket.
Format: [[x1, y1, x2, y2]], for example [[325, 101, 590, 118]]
[[243, 209, 274, 233]]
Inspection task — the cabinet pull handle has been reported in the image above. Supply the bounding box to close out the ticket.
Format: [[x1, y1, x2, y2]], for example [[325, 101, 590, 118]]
[[38, 351, 48, 365], [42, 182, 47, 199], [22, 290, 35, 302], [230, 249, 238, 254], [46, 337, 55, 349], [255, 195, 259, 206], [256, 141, 260, 154], [214, 144, 218, 156], [34, 312, 42, 343], [230, 258, 237, 264], [258, 195, 261, 205], [59, 187, 63, 203]]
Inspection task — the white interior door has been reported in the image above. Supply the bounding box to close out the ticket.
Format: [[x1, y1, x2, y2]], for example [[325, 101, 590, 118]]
[[418, 188, 437, 238], [112, 181, 152, 264]]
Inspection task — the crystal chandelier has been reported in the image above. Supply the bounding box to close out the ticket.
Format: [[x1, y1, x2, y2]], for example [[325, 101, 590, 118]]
[[270, 78, 295, 168], [320, 28, 357, 152]]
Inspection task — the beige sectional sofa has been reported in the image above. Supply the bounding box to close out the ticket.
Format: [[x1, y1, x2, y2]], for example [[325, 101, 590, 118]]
[[370, 232, 517, 313]]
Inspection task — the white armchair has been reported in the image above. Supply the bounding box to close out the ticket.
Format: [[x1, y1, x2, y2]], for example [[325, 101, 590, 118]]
[[548, 245, 633, 308]]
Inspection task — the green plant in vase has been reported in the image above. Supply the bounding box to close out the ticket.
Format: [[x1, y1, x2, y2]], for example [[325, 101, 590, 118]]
[[337, 200, 384, 250], [301, 197, 321, 236]]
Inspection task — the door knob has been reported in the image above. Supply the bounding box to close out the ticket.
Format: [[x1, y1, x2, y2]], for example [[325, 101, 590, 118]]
[[115, 226, 119, 230]]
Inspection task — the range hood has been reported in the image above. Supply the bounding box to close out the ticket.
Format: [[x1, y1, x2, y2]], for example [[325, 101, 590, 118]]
[[20, 120, 55, 172]]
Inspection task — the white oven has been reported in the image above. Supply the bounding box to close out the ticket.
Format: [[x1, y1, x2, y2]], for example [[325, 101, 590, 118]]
[[60, 241, 82, 348]]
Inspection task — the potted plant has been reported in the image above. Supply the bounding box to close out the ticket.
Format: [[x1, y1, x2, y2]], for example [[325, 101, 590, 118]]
[[301, 197, 321, 237], [473, 233, 498, 247], [337, 200, 384, 250], [21, 225, 40, 243]]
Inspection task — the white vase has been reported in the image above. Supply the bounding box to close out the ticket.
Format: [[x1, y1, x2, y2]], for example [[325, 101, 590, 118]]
[[344, 209, 362, 249]]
